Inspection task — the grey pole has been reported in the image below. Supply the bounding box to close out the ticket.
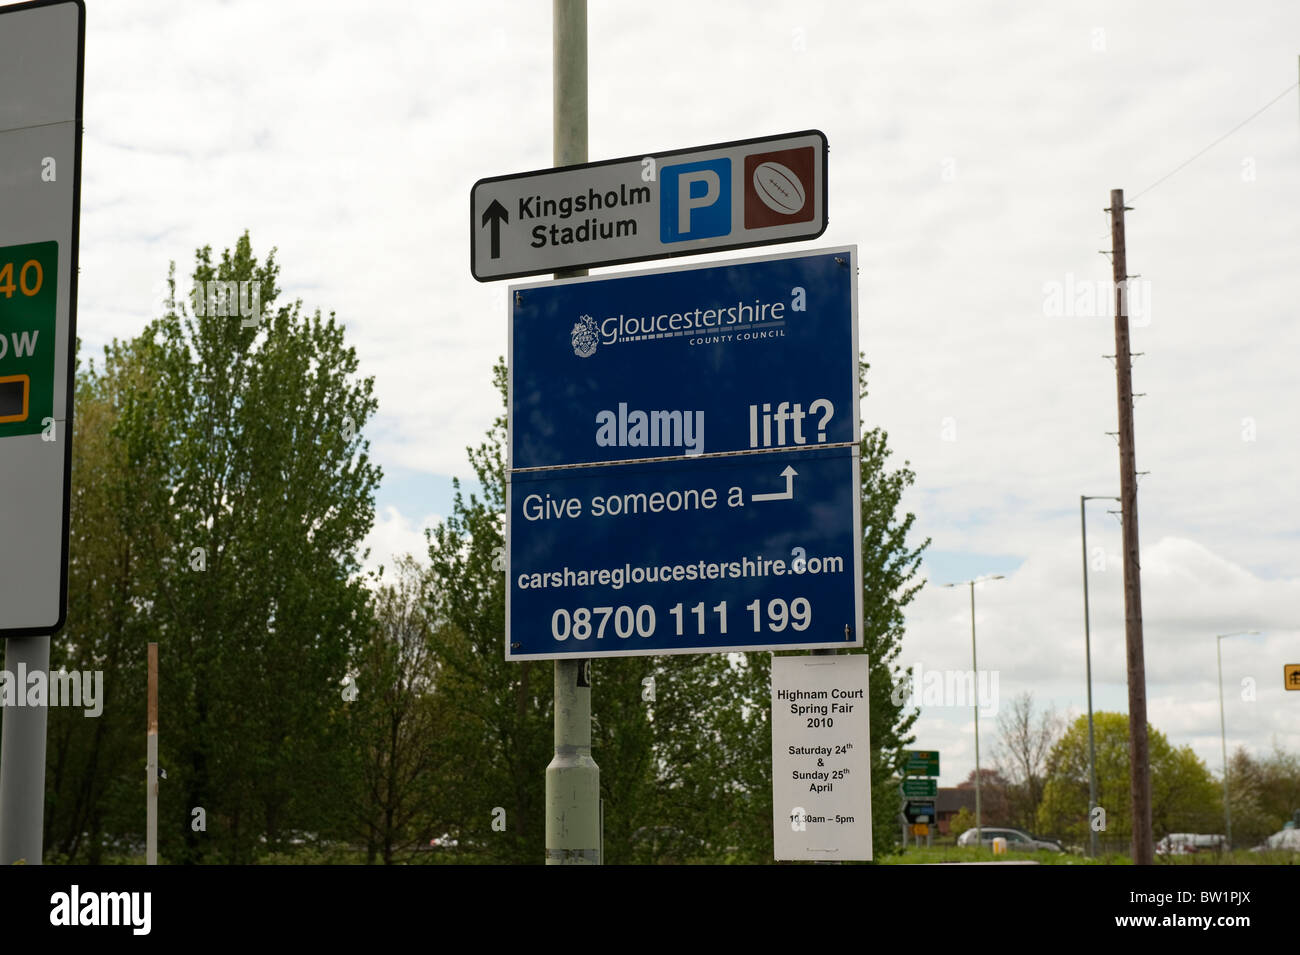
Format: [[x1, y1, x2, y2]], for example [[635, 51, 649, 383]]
[[0, 637, 51, 865], [544, 0, 600, 866], [969, 581, 981, 848], [944, 575, 1003, 851], [1216, 635, 1229, 850]]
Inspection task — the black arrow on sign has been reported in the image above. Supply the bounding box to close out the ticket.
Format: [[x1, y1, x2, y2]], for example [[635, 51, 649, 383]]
[[482, 199, 508, 260]]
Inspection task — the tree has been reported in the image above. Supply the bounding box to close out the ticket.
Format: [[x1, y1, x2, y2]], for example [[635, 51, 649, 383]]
[[956, 767, 1013, 827], [994, 692, 1062, 833], [855, 357, 930, 856], [1223, 745, 1300, 848], [425, 358, 552, 863], [342, 555, 451, 863], [114, 233, 381, 862], [948, 806, 976, 840], [1037, 712, 1220, 853], [43, 339, 156, 862]]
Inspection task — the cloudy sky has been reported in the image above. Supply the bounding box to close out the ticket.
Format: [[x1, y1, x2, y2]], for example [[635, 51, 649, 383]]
[[60, 0, 1300, 790]]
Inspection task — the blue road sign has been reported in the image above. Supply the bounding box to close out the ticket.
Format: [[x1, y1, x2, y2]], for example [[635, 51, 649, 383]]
[[506, 446, 862, 659], [509, 247, 857, 470], [505, 246, 861, 660]]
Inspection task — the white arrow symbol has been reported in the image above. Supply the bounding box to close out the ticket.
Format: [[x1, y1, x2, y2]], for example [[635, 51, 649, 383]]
[[752, 465, 797, 502]]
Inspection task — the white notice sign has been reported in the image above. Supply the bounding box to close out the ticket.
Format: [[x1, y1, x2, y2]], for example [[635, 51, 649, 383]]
[[771, 654, 872, 861]]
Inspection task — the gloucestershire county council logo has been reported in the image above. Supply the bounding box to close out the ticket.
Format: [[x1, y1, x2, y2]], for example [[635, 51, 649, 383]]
[[571, 314, 598, 358]]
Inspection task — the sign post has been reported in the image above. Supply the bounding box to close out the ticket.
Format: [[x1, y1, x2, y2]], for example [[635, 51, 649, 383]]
[[0, 0, 84, 867], [901, 750, 939, 848]]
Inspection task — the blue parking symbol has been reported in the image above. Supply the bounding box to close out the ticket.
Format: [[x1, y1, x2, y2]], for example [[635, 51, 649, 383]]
[[660, 158, 731, 243]]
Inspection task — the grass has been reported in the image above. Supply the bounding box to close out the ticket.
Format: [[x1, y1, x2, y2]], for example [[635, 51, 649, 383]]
[[882, 844, 1300, 865]]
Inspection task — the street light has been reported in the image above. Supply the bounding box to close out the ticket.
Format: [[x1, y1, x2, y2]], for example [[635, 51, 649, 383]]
[[944, 574, 1005, 849], [1081, 494, 1119, 858], [1216, 629, 1260, 850]]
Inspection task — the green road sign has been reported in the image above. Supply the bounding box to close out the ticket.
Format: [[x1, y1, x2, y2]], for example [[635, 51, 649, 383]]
[[901, 778, 937, 798], [904, 750, 939, 776], [0, 242, 58, 438]]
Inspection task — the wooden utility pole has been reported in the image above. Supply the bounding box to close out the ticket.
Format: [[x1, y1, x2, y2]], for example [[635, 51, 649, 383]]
[[147, 642, 158, 865], [1107, 189, 1153, 865]]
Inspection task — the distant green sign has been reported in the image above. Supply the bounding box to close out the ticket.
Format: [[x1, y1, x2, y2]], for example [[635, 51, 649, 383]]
[[0, 241, 58, 439], [904, 750, 939, 776], [901, 778, 937, 798]]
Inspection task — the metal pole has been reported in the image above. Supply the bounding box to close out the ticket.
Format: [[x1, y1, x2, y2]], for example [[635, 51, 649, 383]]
[[147, 642, 158, 865], [0, 637, 50, 865], [545, 0, 599, 866], [970, 581, 981, 848], [1217, 636, 1231, 849], [1108, 188, 1153, 865], [1081, 497, 1099, 858]]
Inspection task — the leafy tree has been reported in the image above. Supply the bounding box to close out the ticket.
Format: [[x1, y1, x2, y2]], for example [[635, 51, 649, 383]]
[[425, 359, 551, 863], [113, 233, 381, 862], [1037, 712, 1220, 853], [43, 340, 157, 862], [947, 806, 976, 840], [341, 555, 451, 863], [1224, 744, 1300, 848]]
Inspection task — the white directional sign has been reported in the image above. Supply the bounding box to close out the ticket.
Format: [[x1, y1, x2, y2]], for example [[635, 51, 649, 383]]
[[471, 130, 827, 281], [772, 654, 872, 861], [0, 0, 83, 636]]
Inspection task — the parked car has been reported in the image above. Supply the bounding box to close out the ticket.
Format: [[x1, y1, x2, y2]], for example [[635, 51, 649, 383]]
[[1156, 832, 1225, 855], [1252, 828, 1300, 853], [956, 827, 1063, 852]]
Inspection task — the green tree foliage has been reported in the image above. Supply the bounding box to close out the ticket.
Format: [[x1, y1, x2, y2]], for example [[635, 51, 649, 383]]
[[47, 233, 381, 862], [1224, 745, 1300, 848], [1037, 712, 1221, 853], [341, 556, 453, 863]]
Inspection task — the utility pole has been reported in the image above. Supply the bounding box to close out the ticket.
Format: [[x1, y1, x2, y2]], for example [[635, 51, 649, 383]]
[[1080, 494, 1117, 858], [0, 637, 50, 865], [147, 642, 159, 865], [544, 0, 600, 865], [1107, 188, 1152, 865]]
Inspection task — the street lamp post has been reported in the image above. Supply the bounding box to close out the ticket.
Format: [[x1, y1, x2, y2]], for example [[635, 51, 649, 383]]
[[1216, 630, 1259, 850], [945, 574, 1005, 849], [1081, 494, 1119, 858]]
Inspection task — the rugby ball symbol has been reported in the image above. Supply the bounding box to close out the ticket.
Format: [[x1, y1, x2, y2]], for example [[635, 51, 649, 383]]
[[752, 161, 806, 215]]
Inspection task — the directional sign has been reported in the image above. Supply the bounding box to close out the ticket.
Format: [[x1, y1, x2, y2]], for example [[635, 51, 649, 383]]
[[772, 655, 872, 861], [904, 751, 940, 776], [472, 130, 827, 281], [1286, 664, 1300, 691], [0, 0, 83, 637], [903, 800, 936, 824], [509, 246, 855, 470], [901, 778, 938, 798], [505, 247, 860, 660]]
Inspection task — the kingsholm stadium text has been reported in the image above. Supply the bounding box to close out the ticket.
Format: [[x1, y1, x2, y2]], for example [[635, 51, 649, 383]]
[[519, 183, 651, 248]]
